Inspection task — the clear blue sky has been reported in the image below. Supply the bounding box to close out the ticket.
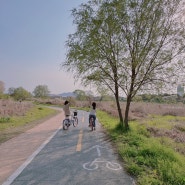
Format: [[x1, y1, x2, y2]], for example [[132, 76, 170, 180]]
[[0, 0, 89, 94]]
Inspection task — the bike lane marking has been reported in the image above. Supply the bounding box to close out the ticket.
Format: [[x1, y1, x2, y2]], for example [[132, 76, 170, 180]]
[[83, 158, 122, 171], [83, 145, 108, 156], [76, 129, 83, 152], [82, 145, 122, 171]]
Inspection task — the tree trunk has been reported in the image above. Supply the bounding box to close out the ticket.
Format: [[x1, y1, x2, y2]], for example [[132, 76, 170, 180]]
[[124, 94, 131, 130], [114, 82, 123, 126], [124, 63, 136, 130], [115, 92, 123, 124]]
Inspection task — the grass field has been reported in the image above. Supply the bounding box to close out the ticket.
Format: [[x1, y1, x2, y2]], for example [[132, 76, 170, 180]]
[[97, 110, 185, 185], [1, 99, 185, 184], [0, 104, 59, 144]]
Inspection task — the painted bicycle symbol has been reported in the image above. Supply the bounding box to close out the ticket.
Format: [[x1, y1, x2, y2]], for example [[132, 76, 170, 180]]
[[83, 157, 122, 171]]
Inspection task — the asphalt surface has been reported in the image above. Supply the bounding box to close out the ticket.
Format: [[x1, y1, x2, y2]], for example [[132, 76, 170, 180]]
[[1, 109, 135, 185]]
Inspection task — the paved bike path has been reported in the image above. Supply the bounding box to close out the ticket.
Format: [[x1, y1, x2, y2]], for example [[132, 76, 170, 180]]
[[1, 109, 135, 185], [0, 110, 63, 185]]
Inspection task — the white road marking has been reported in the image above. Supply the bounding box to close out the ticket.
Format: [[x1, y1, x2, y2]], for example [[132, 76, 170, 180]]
[[83, 158, 122, 171], [83, 145, 108, 157]]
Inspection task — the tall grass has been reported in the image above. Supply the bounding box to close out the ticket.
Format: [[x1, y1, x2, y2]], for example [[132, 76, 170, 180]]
[[79, 101, 185, 119], [0, 99, 33, 116], [97, 110, 185, 185], [0, 105, 59, 143]]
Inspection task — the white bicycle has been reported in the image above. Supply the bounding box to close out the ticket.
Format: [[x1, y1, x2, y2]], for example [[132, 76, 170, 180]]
[[83, 158, 122, 171], [63, 111, 78, 130]]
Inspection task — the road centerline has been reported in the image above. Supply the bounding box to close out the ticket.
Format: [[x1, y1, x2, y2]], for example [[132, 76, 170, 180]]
[[76, 129, 83, 152]]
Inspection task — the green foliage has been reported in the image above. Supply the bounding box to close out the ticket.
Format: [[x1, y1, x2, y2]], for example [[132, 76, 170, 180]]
[[0, 93, 10, 99], [98, 110, 185, 185], [0, 106, 57, 131], [144, 115, 185, 129], [135, 93, 177, 104], [10, 87, 32, 100], [33, 85, 50, 98], [97, 110, 119, 130], [73, 89, 86, 100], [64, 0, 185, 130], [8, 87, 15, 95], [0, 105, 59, 143], [127, 162, 143, 176], [0, 117, 11, 123]]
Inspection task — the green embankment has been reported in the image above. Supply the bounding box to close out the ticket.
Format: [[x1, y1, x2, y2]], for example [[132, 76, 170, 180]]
[[97, 110, 185, 185], [0, 105, 59, 143]]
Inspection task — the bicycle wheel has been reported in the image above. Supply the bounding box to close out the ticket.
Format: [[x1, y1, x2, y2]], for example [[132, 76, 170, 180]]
[[73, 117, 78, 127], [89, 118, 92, 131], [63, 119, 69, 130], [90, 117, 94, 131]]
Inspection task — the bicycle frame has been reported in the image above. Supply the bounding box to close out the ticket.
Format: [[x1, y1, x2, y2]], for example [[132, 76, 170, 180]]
[[63, 111, 78, 130]]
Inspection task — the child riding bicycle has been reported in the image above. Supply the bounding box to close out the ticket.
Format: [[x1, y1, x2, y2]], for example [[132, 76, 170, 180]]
[[63, 100, 70, 119]]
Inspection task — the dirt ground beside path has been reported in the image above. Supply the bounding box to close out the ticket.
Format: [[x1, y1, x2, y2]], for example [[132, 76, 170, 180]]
[[0, 112, 64, 184]]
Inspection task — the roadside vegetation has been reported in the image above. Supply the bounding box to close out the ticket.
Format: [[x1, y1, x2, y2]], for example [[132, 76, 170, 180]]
[[0, 94, 185, 184], [97, 108, 185, 185], [1, 76, 185, 184], [73, 100, 185, 184], [1, 3, 185, 184], [0, 99, 59, 144]]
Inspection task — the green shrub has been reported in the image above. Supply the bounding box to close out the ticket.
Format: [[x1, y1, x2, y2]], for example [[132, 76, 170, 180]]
[[0, 117, 11, 123], [127, 162, 143, 176]]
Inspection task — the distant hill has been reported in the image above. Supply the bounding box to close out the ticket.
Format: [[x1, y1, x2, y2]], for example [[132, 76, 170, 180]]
[[49, 92, 76, 98], [59, 92, 76, 97]]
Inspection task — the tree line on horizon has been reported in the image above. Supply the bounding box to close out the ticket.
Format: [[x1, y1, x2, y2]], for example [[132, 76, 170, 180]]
[[0, 81, 50, 100]]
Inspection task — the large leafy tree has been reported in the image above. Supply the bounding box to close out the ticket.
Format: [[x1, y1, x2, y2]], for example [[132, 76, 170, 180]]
[[33, 85, 50, 98], [73, 89, 86, 100], [63, 0, 185, 129], [64, 0, 125, 125], [113, 0, 185, 127], [11, 87, 32, 101], [8, 87, 15, 96]]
